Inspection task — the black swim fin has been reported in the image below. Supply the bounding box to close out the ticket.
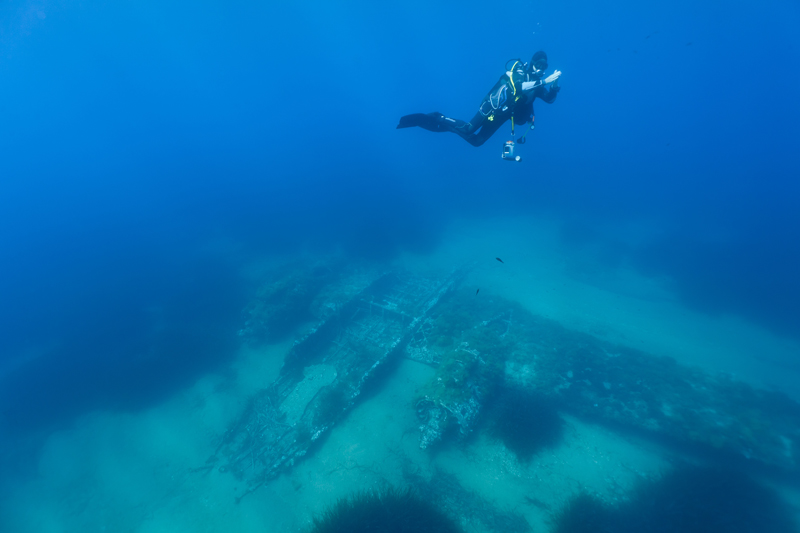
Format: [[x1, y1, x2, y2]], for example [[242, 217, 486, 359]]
[[396, 112, 451, 132]]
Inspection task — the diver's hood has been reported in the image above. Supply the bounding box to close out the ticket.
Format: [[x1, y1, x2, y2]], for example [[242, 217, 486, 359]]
[[529, 51, 548, 75]]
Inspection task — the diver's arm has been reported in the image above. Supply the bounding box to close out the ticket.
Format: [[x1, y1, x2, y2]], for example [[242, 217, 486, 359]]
[[539, 86, 559, 103], [539, 72, 561, 103], [521, 82, 558, 103], [521, 70, 561, 93], [521, 80, 544, 92]]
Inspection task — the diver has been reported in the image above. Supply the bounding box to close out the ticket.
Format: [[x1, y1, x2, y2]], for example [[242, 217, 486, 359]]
[[397, 51, 561, 147]]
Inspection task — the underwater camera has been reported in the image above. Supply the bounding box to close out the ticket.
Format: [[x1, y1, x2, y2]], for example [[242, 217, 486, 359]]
[[501, 140, 520, 162]]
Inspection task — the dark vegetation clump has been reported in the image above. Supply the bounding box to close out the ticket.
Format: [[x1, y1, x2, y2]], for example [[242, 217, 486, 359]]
[[552, 465, 797, 533], [244, 262, 338, 343], [310, 486, 463, 533], [313, 381, 352, 427], [488, 388, 564, 461], [294, 423, 313, 447], [550, 492, 612, 533]]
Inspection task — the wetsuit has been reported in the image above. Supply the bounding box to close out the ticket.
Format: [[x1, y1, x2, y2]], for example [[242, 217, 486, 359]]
[[397, 61, 559, 146], [451, 86, 559, 146], [449, 63, 559, 147]]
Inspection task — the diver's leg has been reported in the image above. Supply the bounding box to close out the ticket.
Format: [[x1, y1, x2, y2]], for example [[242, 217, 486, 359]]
[[397, 109, 502, 147], [460, 111, 486, 134], [447, 111, 486, 143], [462, 115, 506, 147], [448, 111, 483, 135], [397, 111, 481, 136]]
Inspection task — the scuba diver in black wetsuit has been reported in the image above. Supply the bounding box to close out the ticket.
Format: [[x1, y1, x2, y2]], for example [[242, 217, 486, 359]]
[[397, 51, 562, 156]]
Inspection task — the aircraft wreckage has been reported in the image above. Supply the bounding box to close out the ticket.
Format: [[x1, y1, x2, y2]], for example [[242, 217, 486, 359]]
[[203, 262, 800, 505]]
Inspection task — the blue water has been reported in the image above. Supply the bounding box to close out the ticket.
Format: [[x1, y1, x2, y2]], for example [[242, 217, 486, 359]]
[[1, 0, 799, 529]]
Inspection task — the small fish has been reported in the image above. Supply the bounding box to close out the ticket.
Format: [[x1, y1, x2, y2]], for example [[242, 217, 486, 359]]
[[496, 257, 504, 264], [476, 289, 480, 296]]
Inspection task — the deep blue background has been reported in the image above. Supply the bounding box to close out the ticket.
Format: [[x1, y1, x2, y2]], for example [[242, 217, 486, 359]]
[[1, 0, 798, 431]]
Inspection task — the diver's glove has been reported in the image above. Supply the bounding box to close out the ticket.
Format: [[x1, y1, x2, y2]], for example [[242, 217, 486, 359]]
[[544, 70, 562, 84], [550, 77, 560, 92]]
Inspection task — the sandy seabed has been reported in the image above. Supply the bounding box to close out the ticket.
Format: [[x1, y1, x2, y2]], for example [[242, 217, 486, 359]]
[[3, 215, 799, 532]]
